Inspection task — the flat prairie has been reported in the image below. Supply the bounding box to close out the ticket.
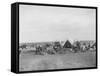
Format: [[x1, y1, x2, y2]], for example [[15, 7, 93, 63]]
[[19, 51, 96, 71]]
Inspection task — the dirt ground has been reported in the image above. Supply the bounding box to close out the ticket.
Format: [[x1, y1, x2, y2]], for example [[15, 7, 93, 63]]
[[19, 51, 96, 71]]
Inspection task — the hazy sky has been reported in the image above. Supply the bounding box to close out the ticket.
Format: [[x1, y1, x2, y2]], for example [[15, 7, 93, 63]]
[[19, 5, 96, 43]]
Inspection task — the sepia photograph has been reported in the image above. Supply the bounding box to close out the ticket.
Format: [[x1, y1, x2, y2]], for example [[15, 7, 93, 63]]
[[18, 3, 97, 72]]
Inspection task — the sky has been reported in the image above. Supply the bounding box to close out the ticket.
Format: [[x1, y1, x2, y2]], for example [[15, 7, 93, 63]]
[[19, 5, 96, 43]]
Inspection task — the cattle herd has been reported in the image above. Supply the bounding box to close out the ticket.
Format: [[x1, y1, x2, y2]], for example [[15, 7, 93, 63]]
[[19, 40, 96, 55]]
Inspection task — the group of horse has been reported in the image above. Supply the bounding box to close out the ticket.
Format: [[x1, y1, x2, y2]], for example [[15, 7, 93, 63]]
[[19, 41, 96, 55]]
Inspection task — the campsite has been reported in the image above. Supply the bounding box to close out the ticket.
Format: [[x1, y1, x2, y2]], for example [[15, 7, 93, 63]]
[[19, 40, 96, 71]]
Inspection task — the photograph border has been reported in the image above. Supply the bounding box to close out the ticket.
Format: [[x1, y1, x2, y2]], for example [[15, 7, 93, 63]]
[[11, 2, 98, 74]]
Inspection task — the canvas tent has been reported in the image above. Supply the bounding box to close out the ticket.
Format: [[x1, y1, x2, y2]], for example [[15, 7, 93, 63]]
[[63, 40, 72, 48], [91, 42, 96, 48]]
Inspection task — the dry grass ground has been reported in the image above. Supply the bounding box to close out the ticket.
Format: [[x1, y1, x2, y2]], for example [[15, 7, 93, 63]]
[[19, 51, 96, 71]]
